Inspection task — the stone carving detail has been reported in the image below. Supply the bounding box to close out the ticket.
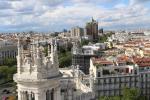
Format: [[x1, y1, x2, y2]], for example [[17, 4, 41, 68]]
[[14, 37, 61, 100]]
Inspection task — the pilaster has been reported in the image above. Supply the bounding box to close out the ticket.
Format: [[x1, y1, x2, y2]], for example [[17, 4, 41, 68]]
[[18, 91, 21, 100], [34, 92, 46, 100], [54, 87, 61, 100]]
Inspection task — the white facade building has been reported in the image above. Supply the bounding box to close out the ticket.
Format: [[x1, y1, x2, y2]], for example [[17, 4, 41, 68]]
[[90, 57, 150, 99], [0, 40, 17, 64], [14, 37, 94, 100], [14, 37, 61, 100], [82, 43, 107, 55]]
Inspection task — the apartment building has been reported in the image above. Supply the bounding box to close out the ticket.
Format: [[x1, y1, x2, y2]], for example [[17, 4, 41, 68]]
[[0, 40, 17, 65], [72, 42, 107, 74], [90, 56, 150, 99]]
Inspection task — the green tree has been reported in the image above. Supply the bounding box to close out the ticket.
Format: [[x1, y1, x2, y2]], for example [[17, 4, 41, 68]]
[[81, 40, 89, 46], [7, 66, 17, 81], [59, 46, 66, 53], [99, 35, 108, 43], [42, 43, 72, 68], [67, 42, 73, 51], [59, 52, 72, 68], [98, 32, 113, 43], [0, 66, 8, 82], [122, 87, 140, 100], [99, 87, 141, 100], [100, 96, 110, 100], [0, 66, 16, 84], [3, 58, 17, 67], [100, 96, 120, 100], [43, 47, 48, 56], [112, 96, 120, 100]]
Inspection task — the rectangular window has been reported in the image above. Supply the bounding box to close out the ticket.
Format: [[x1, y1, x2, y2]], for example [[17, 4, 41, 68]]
[[98, 72, 101, 77]]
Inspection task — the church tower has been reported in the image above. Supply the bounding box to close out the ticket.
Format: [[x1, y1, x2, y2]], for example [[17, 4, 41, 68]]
[[14, 36, 61, 100]]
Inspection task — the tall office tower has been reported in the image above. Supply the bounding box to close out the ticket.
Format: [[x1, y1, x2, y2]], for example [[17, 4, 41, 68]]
[[85, 18, 98, 41]]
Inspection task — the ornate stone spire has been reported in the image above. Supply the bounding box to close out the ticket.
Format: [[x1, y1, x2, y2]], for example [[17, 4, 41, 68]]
[[48, 42, 51, 57], [51, 38, 59, 67], [32, 39, 37, 65], [51, 39, 54, 64], [72, 41, 81, 54], [14, 38, 61, 100], [54, 39, 59, 68], [36, 39, 40, 59], [17, 35, 22, 74], [34, 39, 42, 68]]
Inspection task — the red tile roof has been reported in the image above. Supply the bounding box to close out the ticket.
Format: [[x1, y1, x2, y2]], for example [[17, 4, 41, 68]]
[[133, 57, 150, 67], [92, 58, 114, 65]]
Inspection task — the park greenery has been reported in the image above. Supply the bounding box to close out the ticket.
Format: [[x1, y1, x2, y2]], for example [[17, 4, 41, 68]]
[[0, 58, 17, 87], [99, 87, 146, 100], [59, 51, 72, 68], [81, 32, 114, 46], [0, 44, 72, 87], [44, 43, 72, 68], [58, 45, 72, 68], [81, 39, 90, 46], [3, 58, 17, 67], [98, 32, 113, 43], [0, 65, 16, 84]]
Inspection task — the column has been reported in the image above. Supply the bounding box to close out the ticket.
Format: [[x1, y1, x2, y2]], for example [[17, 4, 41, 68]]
[[46, 90, 50, 100], [22, 92, 25, 100], [35, 92, 46, 100], [21, 91, 24, 100], [28, 92, 32, 100], [54, 89, 57, 100], [31, 93, 35, 100], [68, 89, 72, 100], [49, 90, 51, 100], [18, 91, 22, 100], [24, 92, 27, 100], [54, 88, 61, 100]]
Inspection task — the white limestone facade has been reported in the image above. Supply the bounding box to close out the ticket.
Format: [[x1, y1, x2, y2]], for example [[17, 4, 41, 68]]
[[89, 57, 150, 99], [59, 66, 94, 100], [14, 37, 61, 100]]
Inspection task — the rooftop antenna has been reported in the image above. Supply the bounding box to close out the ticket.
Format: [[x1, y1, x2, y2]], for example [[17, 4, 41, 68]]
[[92, 17, 94, 22]]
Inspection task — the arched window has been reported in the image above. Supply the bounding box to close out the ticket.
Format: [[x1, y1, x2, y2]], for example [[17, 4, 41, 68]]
[[51, 89, 54, 100], [25, 91, 29, 100], [31, 92, 35, 100], [46, 89, 54, 100], [46, 90, 50, 100]]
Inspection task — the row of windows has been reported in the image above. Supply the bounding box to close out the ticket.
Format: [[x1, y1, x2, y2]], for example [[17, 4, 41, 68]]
[[97, 88, 150, 97], [140, 67, 150, 71], [141, 79, 150, 82], [141, 89, 150, 95], [141, 84, 150, 88], [140, 74, 150, 78], [97, 90, 121, 97], [97, 77, 138, 84], [96, 83, 138, 90], [0, 50, 17, 58]]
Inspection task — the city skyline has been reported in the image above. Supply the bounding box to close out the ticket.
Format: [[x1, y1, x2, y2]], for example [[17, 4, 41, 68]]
[[0, 0, 150, 32]]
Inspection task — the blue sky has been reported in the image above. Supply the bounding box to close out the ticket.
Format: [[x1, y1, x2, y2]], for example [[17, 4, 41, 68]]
[[0, 0, 150, 32]]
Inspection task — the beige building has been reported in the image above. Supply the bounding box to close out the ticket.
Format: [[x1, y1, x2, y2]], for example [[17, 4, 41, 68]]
[[13, 37, 94, 100], [0, 40, 17, 65], [89, 57, 150, 99], [71, 26, 84, 38]]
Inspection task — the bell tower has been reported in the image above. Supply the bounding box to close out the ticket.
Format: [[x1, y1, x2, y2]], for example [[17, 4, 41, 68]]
[[14, 36, 61, 100]]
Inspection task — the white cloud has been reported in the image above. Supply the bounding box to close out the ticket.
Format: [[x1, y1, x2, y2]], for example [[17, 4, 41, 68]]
[[130, 0, 150, 5], [0, 0, 150, 32]]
